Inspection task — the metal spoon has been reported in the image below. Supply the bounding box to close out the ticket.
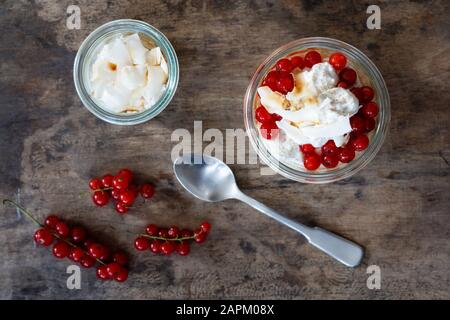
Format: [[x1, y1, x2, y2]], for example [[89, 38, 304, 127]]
[[173, 154, 364, 267]]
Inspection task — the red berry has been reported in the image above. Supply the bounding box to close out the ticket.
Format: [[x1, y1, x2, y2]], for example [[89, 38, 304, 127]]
[[194, 232, 207, 244], [111, 189, 121, 200], [351, 134, 369, 151], [262, 70, 278, 89], [360, 86, 374, 103], [339, 68, 357, 86], [337, 147, 355, 163], [361, 101, 379, 118], [161, 242, 175, 255], [117, 168, 133, 181], [89, 178, 102, 190], [83, 239, 94, 249], [134, 237, 150, 251], [255, 106, 273, 124], [276, 72, 294, 94], [167, 226, 180, 239], [34, 228, 54, 246], [70, 226, 86, 243], [303, 154, 321, 170], [114, 268, 128, 282], [115, 201, 129, 214], [150, 240, 162, 254], [101, 174, 114, 188], [300, 144, 316, 154], [180, 229, 194, 238], [145, 224, 159, 236], [89, 243, 106, 259], [99, 246, 110, 261], [322, 154, 339, 168], [276, 58, 293, 73], [176, 242, 190, 256], [350, 87, 364, 104], [112, 175, 130, 190], [304, 50, 322, 68], [55, 221, 69, 237], [44, 215, 59, 229], [350, 115, 366, 133], [119, 189, 136, 205], [290, 56, 304, 69], [52, 241, 70, 259], [96, 265, 111, 280], [80, 255, 96, 268], [140, 183, 155, 199], [365, 117, 376, 132], [158, 228, 169, 238], [106, 262, 122, 277], [329, 52, 347, 70], [200, 221, 211, 234], [337, 81, 348, 89], [92, 191, 109, 206], [321, 140, 338, 156], [260, 121, 279, 140], [112, 252, 128, 266], [68, 247, 84, 262]]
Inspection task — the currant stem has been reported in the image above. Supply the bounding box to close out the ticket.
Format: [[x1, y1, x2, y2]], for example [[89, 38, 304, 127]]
[[140, 234, 195, 242], [3, 199, 106, 266]]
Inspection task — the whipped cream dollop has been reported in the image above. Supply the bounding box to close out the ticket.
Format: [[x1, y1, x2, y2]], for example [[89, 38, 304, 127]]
[[90, 33, 168, 114], [258, 62, 359, 148]]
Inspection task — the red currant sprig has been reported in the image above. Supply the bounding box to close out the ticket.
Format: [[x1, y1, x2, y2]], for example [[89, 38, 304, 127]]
[[3, 199, 129, 282], [88, 168, 155, 215], [135, 221, 211, 256]]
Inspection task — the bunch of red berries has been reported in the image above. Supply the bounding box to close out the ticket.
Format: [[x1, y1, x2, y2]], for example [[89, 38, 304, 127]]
[[89, 168, 155, 214], [134, 221, 211, 256]]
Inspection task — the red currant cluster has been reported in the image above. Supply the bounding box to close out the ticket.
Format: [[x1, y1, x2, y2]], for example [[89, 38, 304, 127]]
[[134, 221, 211, 256], [4, 200, 130, 282], [89, 168, 155, 214], [257, 50, 380, 170]]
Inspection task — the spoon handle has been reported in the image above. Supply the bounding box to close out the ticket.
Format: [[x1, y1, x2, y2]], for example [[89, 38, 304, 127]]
[[234, 191, 363, 267]]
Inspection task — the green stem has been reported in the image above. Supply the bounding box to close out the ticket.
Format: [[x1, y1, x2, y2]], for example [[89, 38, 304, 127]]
[[140, 234, 195, 242]]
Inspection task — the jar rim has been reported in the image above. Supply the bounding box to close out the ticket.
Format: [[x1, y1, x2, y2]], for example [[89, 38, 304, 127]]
[[73, 19, 179, 125], [243, 37, 390, 183]]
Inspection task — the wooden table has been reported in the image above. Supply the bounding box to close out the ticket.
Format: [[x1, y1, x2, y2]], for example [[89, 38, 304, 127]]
[[1, 0, 449, 299]]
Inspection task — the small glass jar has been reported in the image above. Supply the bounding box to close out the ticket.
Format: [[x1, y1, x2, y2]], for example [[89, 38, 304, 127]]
[[73, 19, 179, 125], [243, 37, 390, 183]]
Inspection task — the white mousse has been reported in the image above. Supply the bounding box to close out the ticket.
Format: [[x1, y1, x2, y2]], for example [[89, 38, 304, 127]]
[[90, 33, 168, 114]]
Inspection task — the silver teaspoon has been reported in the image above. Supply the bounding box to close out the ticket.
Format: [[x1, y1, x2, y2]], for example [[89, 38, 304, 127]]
[[173, 154, 363, 267]]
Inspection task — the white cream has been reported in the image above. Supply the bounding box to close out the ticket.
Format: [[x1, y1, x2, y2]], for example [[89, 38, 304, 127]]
[[90, 33, 168, 114]]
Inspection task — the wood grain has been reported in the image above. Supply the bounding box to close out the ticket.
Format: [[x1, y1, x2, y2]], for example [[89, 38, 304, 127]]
[[0, 0, 449, 299]]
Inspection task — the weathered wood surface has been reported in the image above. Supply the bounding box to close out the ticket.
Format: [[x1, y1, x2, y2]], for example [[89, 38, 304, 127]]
[[0, 0, 449, 299]]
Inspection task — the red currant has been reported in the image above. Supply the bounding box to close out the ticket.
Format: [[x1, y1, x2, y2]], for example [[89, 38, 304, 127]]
[[140, 183, 155, 199], [115, 202, 129, 214], [106, 262, 122, 277], [276, 72, 294, 94], [89, 178, 102, 190], [200, 221, 211, 234], [146, 224, 159, 236], [70, 226, 86, 243], [119, 189, 136, 205], [337, 147, 355, 163], [180, 229, 194, 238], [350, 87, 364, 104], [339, 68, 357, 86], [365, 117, 376, 132], [44, 215, 59, 229], [168, 226, 180, 238], [101, 174, 114, 188], [114, 268, 128, 282], [351, 134, 369, 151], [262, 70, 278, 89], [99, 246, 110, 261], [92, 191, 109, 206], [194, 229, 207, 244], [52, 241, 70, 259], [329, 52, 347, 70], [96, 265, 111, 280], [83, 239, 94, 249], [361, 101, 379, 118], [255, 106, 273, 124], [176, 242, 190, 256], [112, 252, 128, 266], [112, 175, 130, 190], [34, 228, 53, 246], [134, 237, 150, 251], [276, 58, 293, 73], [158, 228, 169, 238], [69, 247, 84, 262], [80, 255, 96, 268], [303, 154, 321, 170], [260, 121, 279, 140], [304, 50, 322, 68], [55, 221, 69, 237], [337, 81, 348, 89], [321, 140, 338, 156], [117, 168, 133, 181], [150, 240, 162, 254], [300, 144, 316, 154], [161, 242, 175, 255], [111, 189, 121, 200], [350, 115, 366, 133], [290, 56, 304, 69], [88, 243, 106, 259], [360, 86, 374, 103], [322, 154, 339, 168]]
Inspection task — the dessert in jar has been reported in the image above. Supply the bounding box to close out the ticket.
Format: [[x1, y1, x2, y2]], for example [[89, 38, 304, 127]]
[[254, 49, 379, 171]]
